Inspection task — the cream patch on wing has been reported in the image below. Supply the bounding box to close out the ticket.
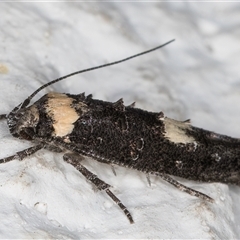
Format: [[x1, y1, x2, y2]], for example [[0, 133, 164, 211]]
[[46, 92, 87, 137], [163, 117, 195, 144]]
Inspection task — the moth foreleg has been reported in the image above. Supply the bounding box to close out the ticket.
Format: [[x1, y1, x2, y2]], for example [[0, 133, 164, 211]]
[[151, 172, 214, 203], [63, 153, 134, 224], [0, 144, 44, 164], [0, 114, 6, 120]]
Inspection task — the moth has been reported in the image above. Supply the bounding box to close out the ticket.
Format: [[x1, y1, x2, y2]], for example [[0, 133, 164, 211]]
[[1, 39, 239, 224]]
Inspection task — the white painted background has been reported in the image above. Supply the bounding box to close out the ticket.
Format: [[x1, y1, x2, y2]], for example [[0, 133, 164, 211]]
[[0, 2, 240, 239]]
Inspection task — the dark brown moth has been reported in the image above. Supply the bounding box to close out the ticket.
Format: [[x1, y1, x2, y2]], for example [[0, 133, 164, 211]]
[[1, 39, 239, 224]]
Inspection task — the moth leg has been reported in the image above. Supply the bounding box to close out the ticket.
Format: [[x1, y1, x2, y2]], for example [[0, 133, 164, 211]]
[[146, 174, 151, 187], [63, 153, 134, 224], [111, 165, 117, 176], [0, 144, 44, 164], [44, 144, 63, 153], [151, 172, 214, 202], [0, 114, 6, 120]]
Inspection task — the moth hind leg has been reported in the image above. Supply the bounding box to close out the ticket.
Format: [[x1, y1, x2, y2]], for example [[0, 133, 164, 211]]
[[151, 172, 214, 203], [146, 173, 151, 187], [63, 153, 134, 224]]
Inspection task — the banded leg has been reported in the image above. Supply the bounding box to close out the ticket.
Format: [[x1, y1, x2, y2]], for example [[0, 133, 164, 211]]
[[63, 153, 134, 224], [150, 172, 214, 203], [0, 144, 44, 164]]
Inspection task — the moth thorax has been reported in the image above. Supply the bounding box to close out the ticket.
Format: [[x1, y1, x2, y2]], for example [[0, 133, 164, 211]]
[[7, 105, 39, 140]]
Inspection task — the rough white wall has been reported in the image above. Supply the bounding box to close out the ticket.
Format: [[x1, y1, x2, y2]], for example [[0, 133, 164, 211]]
[[0, 2, 240, 239]]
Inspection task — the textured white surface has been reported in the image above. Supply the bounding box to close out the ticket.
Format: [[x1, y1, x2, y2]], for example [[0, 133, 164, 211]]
[[0, 2, 240, 239]]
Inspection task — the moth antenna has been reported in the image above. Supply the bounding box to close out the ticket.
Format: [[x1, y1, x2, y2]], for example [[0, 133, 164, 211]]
[[21, 39, 175, 109]]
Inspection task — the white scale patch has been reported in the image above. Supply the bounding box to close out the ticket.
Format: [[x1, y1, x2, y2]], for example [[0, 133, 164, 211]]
[[163, 117, 196, 144], [46, 92, 86, 137]]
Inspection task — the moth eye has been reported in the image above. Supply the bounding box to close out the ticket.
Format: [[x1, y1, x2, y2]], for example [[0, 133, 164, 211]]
[[19, 128, 35, 140]]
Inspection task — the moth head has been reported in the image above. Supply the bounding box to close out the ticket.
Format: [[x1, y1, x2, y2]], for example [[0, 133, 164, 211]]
[[7, 104, 39, 140]]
